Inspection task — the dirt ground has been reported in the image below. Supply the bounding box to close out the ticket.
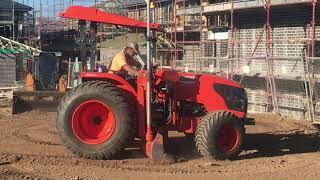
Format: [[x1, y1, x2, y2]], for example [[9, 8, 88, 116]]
[[1, 108, 320, 180]]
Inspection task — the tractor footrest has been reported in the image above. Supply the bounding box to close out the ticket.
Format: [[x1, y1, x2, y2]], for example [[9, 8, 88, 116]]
[[243, 118, 255, 125]]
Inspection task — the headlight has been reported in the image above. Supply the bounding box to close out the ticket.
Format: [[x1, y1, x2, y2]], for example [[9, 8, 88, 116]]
[[214, 84, 247, 112]]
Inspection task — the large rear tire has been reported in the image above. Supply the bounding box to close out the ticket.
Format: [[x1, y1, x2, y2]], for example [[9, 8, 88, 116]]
[[56, 81, 135, 160], [195, 111, 244, 160]]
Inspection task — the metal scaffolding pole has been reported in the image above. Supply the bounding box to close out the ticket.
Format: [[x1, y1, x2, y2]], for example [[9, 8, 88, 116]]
[[309, 0, 317, 122], [12, 0, 15, 40], [312, 0, 316, 57], [265, 0, 279, 113], [230, 0, 235, 79], [174, 0, 177, 62], [266, 0, 271, 57], [230, 0, 234, 59], [145, 0, 153, 159]]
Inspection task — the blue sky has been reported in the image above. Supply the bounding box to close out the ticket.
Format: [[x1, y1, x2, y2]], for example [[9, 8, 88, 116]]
[[15, 0, 96, 7], [16, 0, 99, 17]]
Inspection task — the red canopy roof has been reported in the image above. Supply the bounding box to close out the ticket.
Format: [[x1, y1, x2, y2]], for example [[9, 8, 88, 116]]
[[59, 6, 159, 30]]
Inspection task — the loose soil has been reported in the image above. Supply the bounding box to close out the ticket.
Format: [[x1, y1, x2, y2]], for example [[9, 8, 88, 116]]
[[1, 108, 320, 180]]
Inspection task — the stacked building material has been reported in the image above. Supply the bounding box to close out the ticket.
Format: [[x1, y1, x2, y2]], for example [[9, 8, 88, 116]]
[[0, 53, 16, 88]]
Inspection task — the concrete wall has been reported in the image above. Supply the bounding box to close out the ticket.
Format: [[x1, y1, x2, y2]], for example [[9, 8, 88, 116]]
[[232, 26, 307, 58]]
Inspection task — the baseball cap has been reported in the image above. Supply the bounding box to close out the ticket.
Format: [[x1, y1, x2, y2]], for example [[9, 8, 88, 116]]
[[127, 42, 140, 55]]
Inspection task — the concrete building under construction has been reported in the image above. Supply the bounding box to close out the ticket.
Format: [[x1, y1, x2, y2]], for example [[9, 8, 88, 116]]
[[0, 0, 32, 41], [1, 0, 320, 122], [123, 0, 320, 122]]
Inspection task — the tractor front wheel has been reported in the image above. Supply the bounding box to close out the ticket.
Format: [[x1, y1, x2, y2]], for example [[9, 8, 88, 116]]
[[56, 81, 135, 160], [195, 111, 244, 160]]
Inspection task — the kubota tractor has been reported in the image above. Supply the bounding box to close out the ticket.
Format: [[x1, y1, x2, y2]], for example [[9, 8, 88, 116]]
[[56, 6, 254, 160]]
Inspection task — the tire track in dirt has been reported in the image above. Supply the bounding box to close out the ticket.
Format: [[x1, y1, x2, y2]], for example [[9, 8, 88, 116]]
[[0, 166, 48, 180], [18, 134, 60, 146], [0, 154, 49, 180], [0, 153, 219, 175], [0, 152, 286, 176], [11, 123, 60, 146], [1, 111, 320, 178]]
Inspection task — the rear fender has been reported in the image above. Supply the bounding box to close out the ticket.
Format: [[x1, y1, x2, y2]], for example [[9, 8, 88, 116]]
[[80, 72, 147, 139], [80, 72, 137, 97], [80, 72, 138, 131]]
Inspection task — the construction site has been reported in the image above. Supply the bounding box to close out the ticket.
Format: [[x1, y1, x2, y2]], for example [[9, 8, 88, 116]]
[[1, 0, 320, 179]]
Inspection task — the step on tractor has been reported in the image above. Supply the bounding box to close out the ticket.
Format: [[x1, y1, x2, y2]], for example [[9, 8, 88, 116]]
[[56, 6, 254, 160]]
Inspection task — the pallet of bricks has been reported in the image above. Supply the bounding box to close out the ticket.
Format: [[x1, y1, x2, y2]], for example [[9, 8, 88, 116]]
[[0, 52, 17, 108]]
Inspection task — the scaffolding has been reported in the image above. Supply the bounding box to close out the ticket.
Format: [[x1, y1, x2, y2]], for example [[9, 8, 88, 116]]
[[167, 0, 320, 123], [10, 0, 128, 46], [9, 0, 320, 122], [116, 1, 320, 122]]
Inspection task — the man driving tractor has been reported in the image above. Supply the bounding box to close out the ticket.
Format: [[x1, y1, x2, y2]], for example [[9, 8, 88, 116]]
[[108, 42, 142, 77]]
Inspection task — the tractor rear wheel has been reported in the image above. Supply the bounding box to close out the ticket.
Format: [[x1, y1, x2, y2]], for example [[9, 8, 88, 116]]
[[195, 111, 244, 160], [56, 81, 135, 160]]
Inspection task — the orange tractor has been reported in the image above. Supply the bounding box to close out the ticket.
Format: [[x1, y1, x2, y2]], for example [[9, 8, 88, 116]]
[[56, 6, 254, 160]]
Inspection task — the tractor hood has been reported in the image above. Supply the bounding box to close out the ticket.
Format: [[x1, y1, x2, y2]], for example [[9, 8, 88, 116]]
[[174, 72, 246, 117], [177, 73, 241, 88]]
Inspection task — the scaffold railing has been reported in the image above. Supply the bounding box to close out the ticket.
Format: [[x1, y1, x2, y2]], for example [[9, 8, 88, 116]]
[[0, 36, 41, 54]]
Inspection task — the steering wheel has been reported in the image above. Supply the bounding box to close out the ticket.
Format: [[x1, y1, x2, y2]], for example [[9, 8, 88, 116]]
[[134, 54, 161, 78], [135, 54, 146, 71]]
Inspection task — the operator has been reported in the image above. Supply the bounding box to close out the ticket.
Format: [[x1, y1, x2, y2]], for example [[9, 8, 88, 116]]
[[108, 42, 142, 77]]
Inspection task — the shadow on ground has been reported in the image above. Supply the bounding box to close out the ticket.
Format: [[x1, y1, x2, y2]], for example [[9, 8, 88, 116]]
[[144, 132, 320, 161], [241, 132, 320, 159]]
